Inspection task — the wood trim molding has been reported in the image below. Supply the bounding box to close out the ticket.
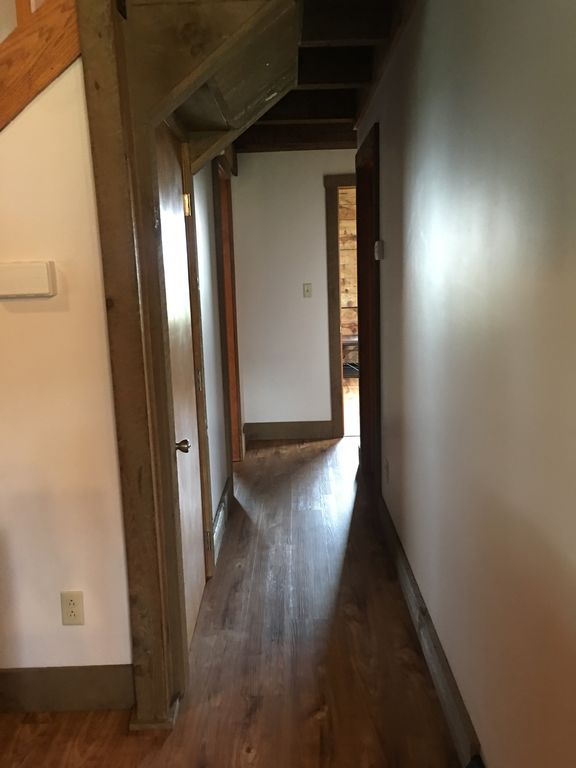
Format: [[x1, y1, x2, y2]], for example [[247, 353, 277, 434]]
[[377, 495, 484, 767], [0, 665, 134, 712], [213, 158, 244, 465], [211, 158, 243, 464], [0, 0, 80, 131], [244, 420, 335, 443], [77, 1, 174, 728]]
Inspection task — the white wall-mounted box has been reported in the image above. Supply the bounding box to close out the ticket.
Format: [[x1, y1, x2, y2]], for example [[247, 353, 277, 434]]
[[0, 261, 57, 299]]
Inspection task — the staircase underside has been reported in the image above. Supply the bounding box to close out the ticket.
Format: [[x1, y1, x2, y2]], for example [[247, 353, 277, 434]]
[[121, 0, 407, 165], [235, 0, 407, 153], [122, 0, 300, 172]]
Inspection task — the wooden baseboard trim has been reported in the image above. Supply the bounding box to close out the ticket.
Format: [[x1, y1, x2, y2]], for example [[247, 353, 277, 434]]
[[0, 664, 134, 712], [213, 477, 231, 563], [243, 420, 337, 442], [377, 496, 484, 767]]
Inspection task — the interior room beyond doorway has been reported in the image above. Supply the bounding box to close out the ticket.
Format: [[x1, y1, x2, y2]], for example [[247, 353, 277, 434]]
[[338, 185, 359, 437]]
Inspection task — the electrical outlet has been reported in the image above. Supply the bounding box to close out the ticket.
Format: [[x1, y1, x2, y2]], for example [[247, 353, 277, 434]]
[[61, 591, 85, 626], [303, 282, 312, 298]]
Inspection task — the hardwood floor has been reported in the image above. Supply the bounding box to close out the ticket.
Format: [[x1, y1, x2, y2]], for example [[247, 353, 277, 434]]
[[0, 439, 457, 767]]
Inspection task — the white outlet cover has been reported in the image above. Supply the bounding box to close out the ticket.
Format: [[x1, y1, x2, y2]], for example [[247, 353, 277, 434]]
[[61, 591, 85, 626]]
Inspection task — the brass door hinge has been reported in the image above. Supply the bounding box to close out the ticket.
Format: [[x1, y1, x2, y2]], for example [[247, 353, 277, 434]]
[[204, 530, 213, 552], [183, 193, 192, 217]]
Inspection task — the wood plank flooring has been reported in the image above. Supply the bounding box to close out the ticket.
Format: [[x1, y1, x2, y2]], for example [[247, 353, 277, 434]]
[[0, 438, 457, 768]]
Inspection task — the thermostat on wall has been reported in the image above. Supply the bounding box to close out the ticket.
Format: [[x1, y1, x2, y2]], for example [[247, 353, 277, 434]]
[[0, 261, 57, 299]]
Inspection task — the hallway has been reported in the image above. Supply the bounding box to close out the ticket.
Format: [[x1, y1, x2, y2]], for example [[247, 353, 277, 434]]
[[0, 439, 456, 767]]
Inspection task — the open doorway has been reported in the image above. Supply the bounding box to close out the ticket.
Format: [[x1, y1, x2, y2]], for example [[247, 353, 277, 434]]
[[337, 184, 360, 437]]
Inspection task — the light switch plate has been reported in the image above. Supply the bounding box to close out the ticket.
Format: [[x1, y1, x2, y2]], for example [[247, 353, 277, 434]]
[[0, 261, 57, 299], [303, 282, 312, 298]]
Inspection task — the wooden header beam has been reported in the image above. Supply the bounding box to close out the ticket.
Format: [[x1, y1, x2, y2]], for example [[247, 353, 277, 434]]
[[235, 123, 357, 153]]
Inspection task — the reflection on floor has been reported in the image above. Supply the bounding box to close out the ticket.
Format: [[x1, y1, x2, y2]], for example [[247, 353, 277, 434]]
[[0, 439, 456, 768], [343, 376, 360, 437]]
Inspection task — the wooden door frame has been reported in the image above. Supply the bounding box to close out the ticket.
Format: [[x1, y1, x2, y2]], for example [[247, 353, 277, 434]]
[[324, 173, 356, 441], [356, 124, 381, 494], [212, 153, 244, 465], [76, 2, 218, 728], [77, 0, 299, 727]]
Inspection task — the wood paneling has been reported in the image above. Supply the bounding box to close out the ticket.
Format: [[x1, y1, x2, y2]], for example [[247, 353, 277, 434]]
[[0, 0, 80, 131], [0, 440, 457, 767], [338, 187, 357, 344], [339, 217, 356, 249], [338, 187, 356, 220], [340, 307, 358, 337]]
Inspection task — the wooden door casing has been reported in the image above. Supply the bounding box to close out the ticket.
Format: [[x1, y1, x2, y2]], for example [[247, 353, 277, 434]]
[[156, 124, 206, 651], [356, 124, 381, 494], [213, 162, 243, 463]]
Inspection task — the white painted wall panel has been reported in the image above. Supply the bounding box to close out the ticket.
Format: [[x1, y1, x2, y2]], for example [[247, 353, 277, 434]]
[[232, 149, 355, 424], [0, 62, 131, 668], [359, 2, 576, 765]]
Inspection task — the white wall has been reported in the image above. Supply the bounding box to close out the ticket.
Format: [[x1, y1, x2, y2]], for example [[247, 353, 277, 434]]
[[232, 149, 355, 424], [359, 2, 576, 766], [194, 165, 228, 514], [0, 62, 131, 668]]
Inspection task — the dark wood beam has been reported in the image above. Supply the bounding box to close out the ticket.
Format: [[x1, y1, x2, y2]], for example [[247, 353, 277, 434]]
[[235, 123, 357, 153], [301, 7, 394, 47], [216, 144, 238, 178], [297, 47, 373, 89], [259, 89, 356, 124]]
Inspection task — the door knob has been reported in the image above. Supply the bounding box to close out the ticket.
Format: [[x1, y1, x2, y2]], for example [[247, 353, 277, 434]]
[[175, 439, 191, 453]]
